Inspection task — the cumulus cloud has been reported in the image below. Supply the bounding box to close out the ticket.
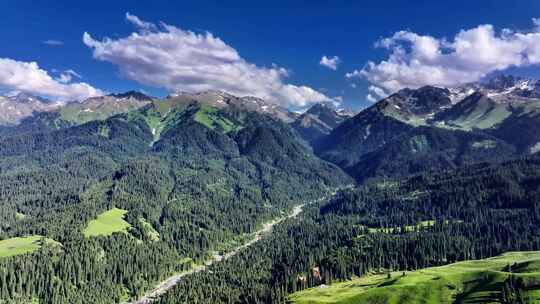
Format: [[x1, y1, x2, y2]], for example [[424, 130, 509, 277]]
[[349, 18, 540, 97], [83, 14, 330, 107], [0, 58, 103, 100], [43, 40, 64, 46], [345, 70, 361, 79], [365, 85, 388, 103], [319, 55, 341, 70], [366, 94, 377, 103]]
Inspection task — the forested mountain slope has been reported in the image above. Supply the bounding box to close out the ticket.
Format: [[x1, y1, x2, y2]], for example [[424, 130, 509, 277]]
[[2, 76, 540, 304], [157, 155, 540, 303], [0, 100, 351, 303], [316, 78, 540, 183]]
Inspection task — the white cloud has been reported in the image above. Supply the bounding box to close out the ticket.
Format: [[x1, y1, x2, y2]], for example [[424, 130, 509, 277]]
[[368, 85, 387, 99], [65, 69, 82, 78], [319, 55, 341, 70], [350, 18, 540, 95], [43, 40, 64, 46], [0, 58, 103, 100], [125, 12, 157, 31], [345, 70, 361, 79], [56, 73, 71, 84], [83, 14, 330, 107], [56, 69, 82, 84], [349, 83, 357, 88], [334, 95, 343, 103], [365, 85, 388, 103], [534, 18, 540, 29]]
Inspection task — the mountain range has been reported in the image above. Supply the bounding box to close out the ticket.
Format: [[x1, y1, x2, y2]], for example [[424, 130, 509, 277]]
[[315, 75, 540, 182], [2, 73, 540, 303], [0, 93, 63, 125], [0, 83, 352, 302], [2, 74, 540, 185]]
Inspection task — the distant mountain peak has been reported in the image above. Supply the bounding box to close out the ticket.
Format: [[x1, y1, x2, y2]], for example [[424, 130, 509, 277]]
[[306, 102, 337, 115], [482, 74, 525, 90], [108, 91, 153, 101], [169, 90, 234, 99], [164, 91, 299, 123], [450, 74, 540, 103], [0, 92, 60, 125], [381, 85, 452, 117], [199, 90, 234, 97], [467, 90, 489, 100], [336, 107, 357, 117], [292, 101, 351, 143], [7, 92, 51, 104]]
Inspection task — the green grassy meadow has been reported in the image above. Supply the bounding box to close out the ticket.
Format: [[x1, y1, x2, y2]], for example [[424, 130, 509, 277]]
[[289, 252, 540, 304], [83, 208, 132, 237], [0, 236, 60, 258], [194, 105, 242, 133]]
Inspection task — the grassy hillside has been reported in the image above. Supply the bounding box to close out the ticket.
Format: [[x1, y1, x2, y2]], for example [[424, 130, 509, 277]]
[[194, 104, 243, 133], [83, 208, 131, 237], [434, 92, 512, 131], [290, 252, 540, 304], [0, 236, 60, 258], [58, 96, 150, 125]]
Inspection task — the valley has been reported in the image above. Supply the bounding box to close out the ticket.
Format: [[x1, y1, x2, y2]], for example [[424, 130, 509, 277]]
[[1, 75, 540, 304], [3, 4, 540, 303], [0, 90, 351, 303], [131, 196, 326, 304]]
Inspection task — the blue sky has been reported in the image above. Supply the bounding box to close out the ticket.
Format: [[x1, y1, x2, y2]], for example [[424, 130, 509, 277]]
[[1, 0, 540, 110]]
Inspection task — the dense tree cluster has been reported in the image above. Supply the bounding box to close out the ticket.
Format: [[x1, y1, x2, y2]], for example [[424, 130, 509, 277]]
[[0, 105, 349, 303], [2, 99, 539, 304], [159, 156, 540, 303]]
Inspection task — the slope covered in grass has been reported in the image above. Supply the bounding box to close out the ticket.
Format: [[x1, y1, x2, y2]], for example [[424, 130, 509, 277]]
[[83, 208, 131, 237], [0, 236, 60, 258], [290, 252, 540, 304], [194, 104, 243, 133], [434, 92, 512, 131]]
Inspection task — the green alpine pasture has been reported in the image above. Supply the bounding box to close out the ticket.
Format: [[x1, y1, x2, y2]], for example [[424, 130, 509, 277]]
[[58, 100, 147, 124], [289, 252, 540, 304], [0, 236, 60, 259], [83, 208, 132, 237], [194, 105, 242, 133], [446, 103, 511, 130]]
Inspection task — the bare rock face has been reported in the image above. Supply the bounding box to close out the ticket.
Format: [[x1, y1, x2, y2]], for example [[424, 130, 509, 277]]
[[292, 102, 352, 143], [0, 93, 63, 125]]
